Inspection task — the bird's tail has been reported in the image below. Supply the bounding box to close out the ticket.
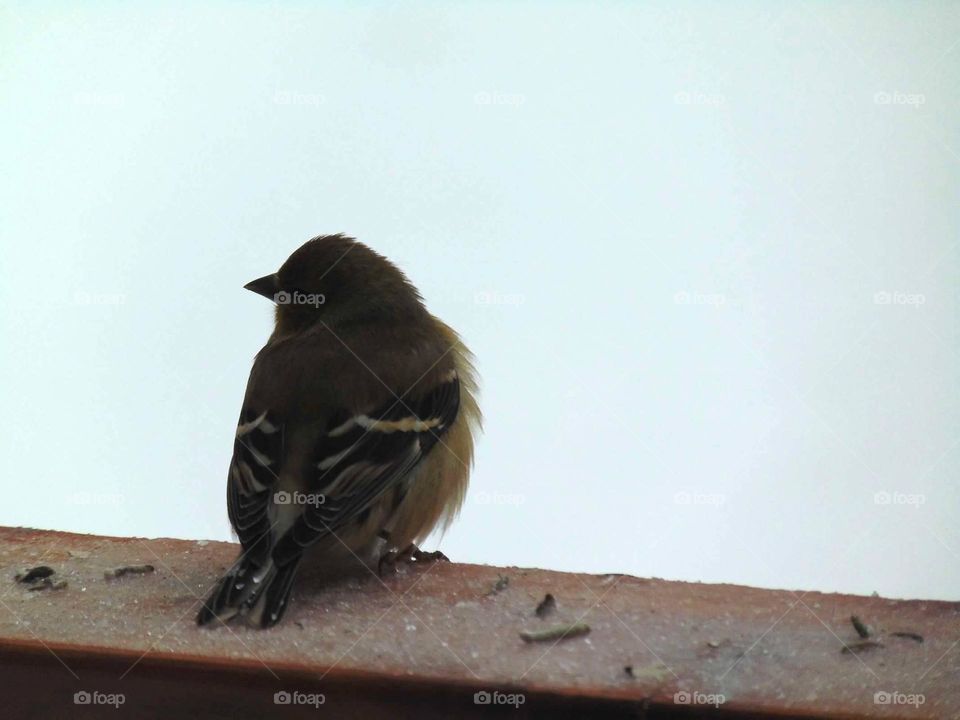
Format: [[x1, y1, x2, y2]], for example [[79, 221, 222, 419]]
[[197, 555, 302, 628]]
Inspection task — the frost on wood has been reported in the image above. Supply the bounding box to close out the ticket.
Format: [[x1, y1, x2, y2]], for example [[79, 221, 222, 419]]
[[0, 527, 957, 718]]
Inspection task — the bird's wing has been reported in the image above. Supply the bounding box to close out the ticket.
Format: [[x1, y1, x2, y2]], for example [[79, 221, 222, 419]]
[[197, 403, 287, 626], [270, 370, 461, 567], [227, 408, 285, 562], [206, 334, 459, 628]]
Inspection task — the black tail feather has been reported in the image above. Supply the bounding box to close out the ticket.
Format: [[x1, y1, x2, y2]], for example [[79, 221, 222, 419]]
[[252, 558, 302, 628], [197, 556, 265, 626], [197, 555, 302, 628]]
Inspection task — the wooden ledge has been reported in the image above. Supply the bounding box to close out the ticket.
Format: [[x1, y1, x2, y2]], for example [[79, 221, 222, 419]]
[[0, 527, 957, 718]]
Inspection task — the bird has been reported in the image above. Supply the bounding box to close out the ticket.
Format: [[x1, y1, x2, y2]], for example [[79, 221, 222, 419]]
[[197, 234, 480, 628]]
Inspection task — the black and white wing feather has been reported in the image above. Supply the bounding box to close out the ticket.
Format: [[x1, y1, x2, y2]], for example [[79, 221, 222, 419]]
[[198, 371, 460, 628], [197, 409, 284, 625], [272, 371, 460, 567], [228, 409, 284, 560]]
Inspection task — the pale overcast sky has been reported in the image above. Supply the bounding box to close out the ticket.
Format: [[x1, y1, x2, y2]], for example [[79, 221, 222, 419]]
[[2, 2, 958, 600]]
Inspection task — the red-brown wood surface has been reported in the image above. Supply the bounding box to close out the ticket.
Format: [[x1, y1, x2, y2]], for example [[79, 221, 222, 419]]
[[0, 527, 956, 718]]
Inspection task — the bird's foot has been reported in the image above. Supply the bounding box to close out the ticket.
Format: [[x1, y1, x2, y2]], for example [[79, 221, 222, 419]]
[[377, 543, 448, 576], [408, 545, 449, 563]]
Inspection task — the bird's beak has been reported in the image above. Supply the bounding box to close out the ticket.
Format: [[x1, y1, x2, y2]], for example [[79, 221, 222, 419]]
[[244, 273, 280, 301]]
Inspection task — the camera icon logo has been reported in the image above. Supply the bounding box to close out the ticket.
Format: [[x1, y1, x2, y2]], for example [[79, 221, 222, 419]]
[[674, 691, 692, 704], [473, 690, 491, 705], [274, 491, 291, 505], [274, 291, 291, 305], [274, 691, 292, 705], [74, 691, 91, 705]]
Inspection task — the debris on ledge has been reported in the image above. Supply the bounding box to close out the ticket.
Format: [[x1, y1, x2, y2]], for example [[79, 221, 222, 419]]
[[0, 527, 957, 718]]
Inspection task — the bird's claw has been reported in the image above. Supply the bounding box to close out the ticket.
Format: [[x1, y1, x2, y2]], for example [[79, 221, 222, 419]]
[[378, 544, 448, 576]]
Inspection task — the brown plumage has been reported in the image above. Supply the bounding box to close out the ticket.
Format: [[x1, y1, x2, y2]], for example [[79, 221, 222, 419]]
[[197, 234, 480, 628]]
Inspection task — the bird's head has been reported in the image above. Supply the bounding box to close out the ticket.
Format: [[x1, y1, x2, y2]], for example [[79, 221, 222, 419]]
[[244, 234, 424, 335]]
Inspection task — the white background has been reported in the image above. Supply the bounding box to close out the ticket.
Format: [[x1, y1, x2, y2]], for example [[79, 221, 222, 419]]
[[2, 2, 958, 600]]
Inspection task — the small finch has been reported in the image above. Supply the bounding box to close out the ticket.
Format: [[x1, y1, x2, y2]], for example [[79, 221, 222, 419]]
[[197, 234, 480, 628]]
